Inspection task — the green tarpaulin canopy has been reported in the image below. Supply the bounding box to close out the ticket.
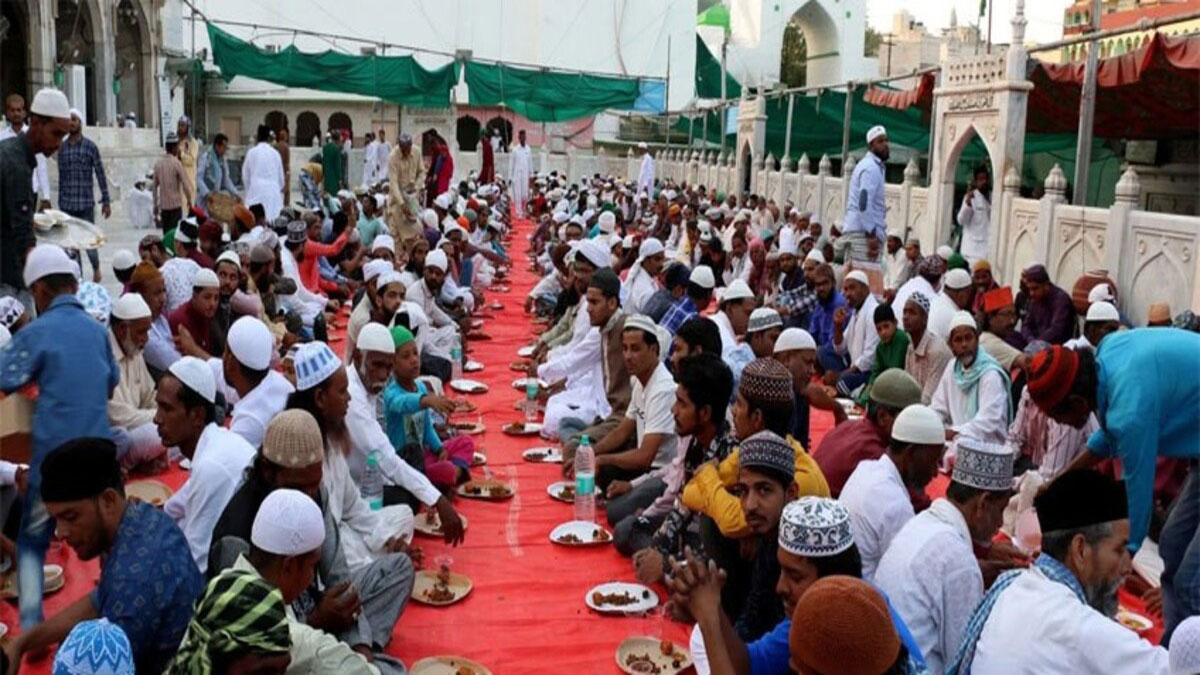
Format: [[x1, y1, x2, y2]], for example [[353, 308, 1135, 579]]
[[463, 61, 644, 123], [206, 23, 458, 107], [695, 35, 741, 100], [697, 4, 731, 30]]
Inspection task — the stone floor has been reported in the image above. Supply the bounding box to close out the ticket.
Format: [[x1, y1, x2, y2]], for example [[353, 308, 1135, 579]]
[[86, 212, 155, 298]]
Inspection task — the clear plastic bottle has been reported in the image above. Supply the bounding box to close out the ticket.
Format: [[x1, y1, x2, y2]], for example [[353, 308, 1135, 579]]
[[450, 334, 463, 381], [524, 379, 539, 424], [574, 435, 595, 523], [362, 451, 384, 511]]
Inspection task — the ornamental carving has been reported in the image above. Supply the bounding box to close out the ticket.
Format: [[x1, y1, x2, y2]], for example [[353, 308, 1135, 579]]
[[947, 93, 995, 112]]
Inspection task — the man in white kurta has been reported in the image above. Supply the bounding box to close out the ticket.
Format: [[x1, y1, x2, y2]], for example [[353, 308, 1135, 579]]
[[241, 132, 286, 221], [956, 167, 991, 265], [623, 238, 664, 315], [278, 240, 327, 328], [404, 249, 460, 361], [508, 130, 533, 214], [930, 311, 1011, 446], [831, 271, 880, 396], [636, 143, 655, 197], [107, 294, 165, 466]]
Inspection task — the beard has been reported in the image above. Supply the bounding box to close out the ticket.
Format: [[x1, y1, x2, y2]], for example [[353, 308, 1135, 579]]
[[1084, 578, 1121, 617]]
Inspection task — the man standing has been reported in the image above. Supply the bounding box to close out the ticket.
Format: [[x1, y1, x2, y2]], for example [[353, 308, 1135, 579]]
[[931, 311, 1012, 446], [508, 129, 533, 215], [196, 132, 237, 209], [0, 89, 71, 306], [948, 470, 1169, 673], [839, 403, 945, 580], [637, 142, 655, 198], [323, 133, 344, 196], [1027, 332, 1200, 641], [177, 117, 199, 210], [386, 133, 425, 242], [153, 132, 192, 234], [874, 438, 1014, 672], [57, 109, 111, 283], [2, 93, 51, 213], [242, 125, 286, 222], [156, 357, 256, 574], [108, 293, 164, 469], [902, 291, 953, 405], [6, 439, 203, 672], [478, 127, 495, 184], [0, 244, 118, 629], [275, 126, 292, 206], [840, 126, 888, 262], [956, 165, 991, 265]]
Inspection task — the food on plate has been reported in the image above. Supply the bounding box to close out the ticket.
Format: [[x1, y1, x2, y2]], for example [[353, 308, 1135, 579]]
[[423, 584, 455, 603], [437, 563, 452, 585], [455, 668, 476, 675], [424, 511, 438, 525], [558, 533, 582, 544], [591, 590, 638, 607], [525, 451, 546, 461], [625, 653, 662, 674], [592, 528, 611, 542], [559, 485, 575, 500], [659, 640, 674, 656]]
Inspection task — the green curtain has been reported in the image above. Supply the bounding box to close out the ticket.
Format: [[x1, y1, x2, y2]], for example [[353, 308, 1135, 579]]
[[695, 35, 740, 100], [206, 23, 458, 107], [463, 61, 643, 123]]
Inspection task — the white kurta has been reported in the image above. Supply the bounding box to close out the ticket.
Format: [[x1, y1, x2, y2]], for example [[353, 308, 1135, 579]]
[[228, 370, 295, 449], [890, 275, 937, 319], [971, 566, 1169, 674], [164, 423, 256, 573], [637, 154, 655, 196], [625, 265, 659, 315], [885, 249, 912, 290], [405, 278, 458, 359], [838, 454, 915, 581], [957, 191, 991, 264], [322, 442, 414, 571], [241, 141, 285, 221], [929, 359, 1009, 445], [508, 144, 533, 210], [927, 290, 960, 340], [541, 329, 608, 437], [834, 294, 880, 372], [278, 247, 327, 325], [875, 498, 984, 675]]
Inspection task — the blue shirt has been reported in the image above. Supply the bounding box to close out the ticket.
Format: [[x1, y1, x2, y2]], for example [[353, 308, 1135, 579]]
[[0, 294, 117, 487], [383, 378, 442, 454], [808, 290, 847, 348], [842, 152, 887, 240], [57, 135, 110, 211], [91, 500, 204, 673], [661, 296, 699, 336], [748, 591, 927, 674], [1087, 328, 1200, 550]]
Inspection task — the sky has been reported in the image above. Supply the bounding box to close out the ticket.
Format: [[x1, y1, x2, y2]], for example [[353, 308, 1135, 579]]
[[865, 0, 1068, 45]]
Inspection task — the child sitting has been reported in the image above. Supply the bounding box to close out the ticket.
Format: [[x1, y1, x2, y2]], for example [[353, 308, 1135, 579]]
[[859, 303, 911, 405]]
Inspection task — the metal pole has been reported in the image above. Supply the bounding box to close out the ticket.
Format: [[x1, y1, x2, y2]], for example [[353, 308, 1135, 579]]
[[1072, 0, 1100, 206], [840, 82, 854, 174], [688, 113, 695, 148], [987, 0, 994, 53], [664, 35, 672, 147], [720, 37, 728, 157], [783, 94, 795, 163], [702, 109, 708, 149]]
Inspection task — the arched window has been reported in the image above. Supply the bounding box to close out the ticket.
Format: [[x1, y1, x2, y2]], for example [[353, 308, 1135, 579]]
[[328, 112, 353, 144], [295, 111, 320, 147], [456, 115, 481, 151], [484, 116, 514, 152], [264, 111, 289, 137]]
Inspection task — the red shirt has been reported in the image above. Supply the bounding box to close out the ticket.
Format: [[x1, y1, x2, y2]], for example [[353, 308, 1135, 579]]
[[812, 418, 888, 497], [298, 230, 349, 294], [167, 300, 213, 355]]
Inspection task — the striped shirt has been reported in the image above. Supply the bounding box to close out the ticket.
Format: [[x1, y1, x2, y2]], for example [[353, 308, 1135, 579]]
[[57, 135, 110, 211]]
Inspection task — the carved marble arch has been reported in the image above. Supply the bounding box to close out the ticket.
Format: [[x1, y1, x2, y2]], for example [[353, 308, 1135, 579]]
[[1052, 219, 1106, 289], [822, 190, 841, 226], [939, 119, 1000, 189], [1006, 209, 1039, 286], [1127, 231, 1194, 323]]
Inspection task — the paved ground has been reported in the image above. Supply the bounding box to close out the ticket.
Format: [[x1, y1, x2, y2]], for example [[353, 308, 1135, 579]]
[[86, 213, 157, 297]]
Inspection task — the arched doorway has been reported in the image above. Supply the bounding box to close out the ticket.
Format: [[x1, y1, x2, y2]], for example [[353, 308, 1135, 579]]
[[421, 128, 444, 159], [296, 111, 320, 147], [456, 114, 481, 151], [740, 143, 753, 195], [264, 110, 289, 137], [55, 0, 100, 124], [328, 111, 352, 143], [0, 2, 29, 104], [941, 125, 1004, 276], [484, 116, 513, 152], [114, 0, 150, 127]]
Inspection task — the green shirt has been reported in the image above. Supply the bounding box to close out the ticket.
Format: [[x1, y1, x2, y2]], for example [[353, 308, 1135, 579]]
[[357, 214, 387, 248], [860, 328, 912, 405], [321, 142, 342, 194]]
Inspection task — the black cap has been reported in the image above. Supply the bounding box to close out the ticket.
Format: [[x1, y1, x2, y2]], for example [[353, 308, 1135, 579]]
[[41, 438, 123, 503], [1034, 469, 1127, 533]]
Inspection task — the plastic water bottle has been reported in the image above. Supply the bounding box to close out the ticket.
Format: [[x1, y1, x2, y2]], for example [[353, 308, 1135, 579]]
[[574, 435, 596, 523], [362, 451, 383, 511], [450, 335, 463, 381], [524, 380, 539, 424]]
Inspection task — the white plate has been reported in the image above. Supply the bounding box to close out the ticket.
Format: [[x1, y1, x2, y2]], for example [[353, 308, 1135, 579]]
[[44, 209, 70, 224], [464, 360, 484, 373], [585, 582, 659, 615], [503, 422, 542, 436], [547, 481, 575, 503], [512, 377, 548, 391], [522, 446, 563, 463], [449, 379, 489, 394], [470, 319, 484, 330], [549, 520, 613, 546], [517, 345, 535, 358], [471, 451, 487, 466], [0, 622, 7, 639], [33, 213, 55, 232], [616, 637, 691, 675]]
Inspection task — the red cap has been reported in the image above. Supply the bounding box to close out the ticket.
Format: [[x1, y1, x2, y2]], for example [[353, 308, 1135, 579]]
[[982, 286, 1014, 313], [1027, 345, 1079, 411]]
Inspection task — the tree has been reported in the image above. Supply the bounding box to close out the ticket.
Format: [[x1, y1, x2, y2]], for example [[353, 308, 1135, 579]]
[[780, 19, 807, 88], [865, 26, 883, 57]]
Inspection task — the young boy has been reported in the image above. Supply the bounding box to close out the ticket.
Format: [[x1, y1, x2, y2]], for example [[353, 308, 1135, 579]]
[[382, 326, 474, 497], [860, 303, 911, 405]]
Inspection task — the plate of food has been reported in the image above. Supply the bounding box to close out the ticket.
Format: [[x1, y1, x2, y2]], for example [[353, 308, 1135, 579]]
[[452, 420, 486, 435], [0, 564, 65, 600], [517, 345, 536, 358], [410, 655, 492, 675], [452, 399, 477, 414], [510, 360, 532, 372], [512, 377, 548, 392], [471, 451, 487, 467], [522, 446, 563, 463], [1116, 608, 1154, 635], [512, 399, 545, 412], [547, 481, 575, 503], [616, 637, 691, 675], [493, 285, 510, 293], [126, 479, 173, 507], [457, 479, 514, 501], [470, 319, 484, 330], [586, 582, 659, 615], [550, 520, 612, 546], [412, 565, 473, 606], [503, 421, 542, 436], [449, 379, 489, 394], [489, 302, 504, 311], [463, 360, 484, 373], [413, 510, 469, 538]]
